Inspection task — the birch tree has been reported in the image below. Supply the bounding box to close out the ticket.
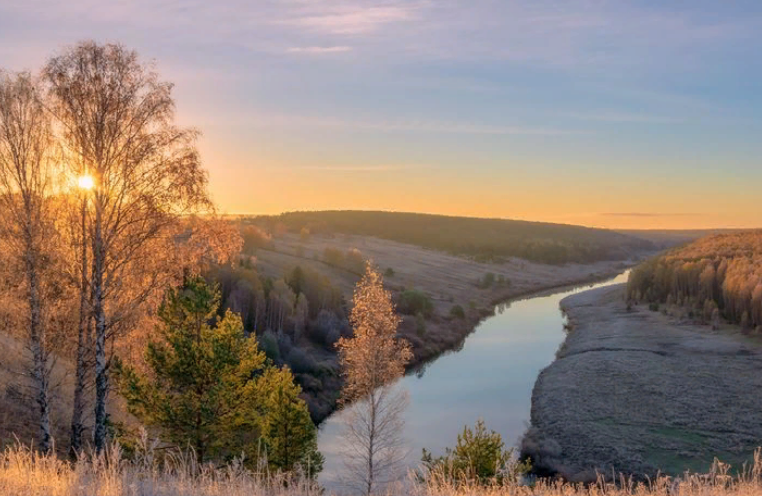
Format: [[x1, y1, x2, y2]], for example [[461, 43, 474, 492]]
[[43, 41, 222, 452], [337, 263, 412, 495], [0, 72, 57, 452]]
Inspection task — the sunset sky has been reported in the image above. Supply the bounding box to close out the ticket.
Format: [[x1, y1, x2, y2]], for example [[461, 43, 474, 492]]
[[2, 1, 761, 229]]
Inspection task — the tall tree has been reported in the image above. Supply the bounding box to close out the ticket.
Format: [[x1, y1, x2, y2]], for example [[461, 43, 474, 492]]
[[44, 41, 219, 451], [115, 276, 265, 464], [257, 366, 323, 477], [0, 72, 57, 452], [337, 263, 412, 495]]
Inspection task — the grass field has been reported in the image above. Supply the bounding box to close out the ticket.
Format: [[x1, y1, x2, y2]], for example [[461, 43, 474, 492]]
[[254, 211, 655, 264], [1, 441, 761, 496], [525, 283, 762, 480]]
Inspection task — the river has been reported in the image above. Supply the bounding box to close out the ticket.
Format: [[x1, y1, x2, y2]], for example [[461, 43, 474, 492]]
[[317, 270, 630, 490]]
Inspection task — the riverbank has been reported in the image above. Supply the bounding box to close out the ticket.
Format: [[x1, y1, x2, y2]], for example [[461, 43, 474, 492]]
[[523, 284, 762, 481], [254, 232, 642, 423]]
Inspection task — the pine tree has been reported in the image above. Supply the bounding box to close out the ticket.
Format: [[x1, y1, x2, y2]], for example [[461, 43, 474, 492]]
[[115, 276, 266, 464], [257, 367, 323, 477]]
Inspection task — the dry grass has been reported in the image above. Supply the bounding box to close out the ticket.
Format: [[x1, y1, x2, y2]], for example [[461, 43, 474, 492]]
[[527, 284, 762, 480], [2, 440, 762, 496]]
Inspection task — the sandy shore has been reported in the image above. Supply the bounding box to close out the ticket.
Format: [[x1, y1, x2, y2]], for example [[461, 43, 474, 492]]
[[523, 284, 762, 481]]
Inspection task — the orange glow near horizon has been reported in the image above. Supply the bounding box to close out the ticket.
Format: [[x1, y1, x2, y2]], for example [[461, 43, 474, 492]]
[[204, 159, 762, 231]]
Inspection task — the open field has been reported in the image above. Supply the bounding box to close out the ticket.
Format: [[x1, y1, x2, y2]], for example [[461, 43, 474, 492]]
[[256, 211, 656, 264], [524, 284, 762, 481]]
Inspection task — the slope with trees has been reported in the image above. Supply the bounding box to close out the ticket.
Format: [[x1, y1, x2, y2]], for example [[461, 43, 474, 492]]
[[627, 231, 762, 331], [255, 210, 655, 264]]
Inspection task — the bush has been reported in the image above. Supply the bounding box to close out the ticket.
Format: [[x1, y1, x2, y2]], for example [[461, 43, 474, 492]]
[[385, 267, 395, 277], [345, 248, 365, 274], [449, 305, 465, 319], [649, 302, 660, 312], [421, 419, 531, 485], [477, 272, 496, 289], [415, 312, 426, 337], [259, 330, 280, 362], [322, 247, 344, 266], [285, 346, 319, 375], [309, 310, 342, 348], [277, 331, 293, 357], [398, 289, 434, 317]]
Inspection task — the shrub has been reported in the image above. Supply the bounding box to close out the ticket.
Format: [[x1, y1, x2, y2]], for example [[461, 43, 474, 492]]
[[649, 302, 660, 312], [415, 312, 426, 337], [421, 419, 531, 485], [449, 305, 466, 319], [299, 226, 310, 242], [285, 346, 319, 375], [344, 248, 365, 274], [398, 289, 434, 317], [309, 310, 342, 348], [322, 247, 344, 266], [477, 272, 496, 289], [259, 330, 280, 362], [385, 267, 395, 277]]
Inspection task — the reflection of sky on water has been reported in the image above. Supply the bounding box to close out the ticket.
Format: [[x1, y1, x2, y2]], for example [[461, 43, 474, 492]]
[[318, 272, 630, 491]]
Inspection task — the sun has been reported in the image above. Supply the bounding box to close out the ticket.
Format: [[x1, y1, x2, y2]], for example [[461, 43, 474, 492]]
[[77, 174, 95, 190]]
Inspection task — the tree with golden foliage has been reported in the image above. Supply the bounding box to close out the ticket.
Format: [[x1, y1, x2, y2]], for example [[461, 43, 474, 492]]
[[628, 231, 762, 330], [0, 72, 58, 452], [43, 41, 240, 452], [337, 262, 413, 495]]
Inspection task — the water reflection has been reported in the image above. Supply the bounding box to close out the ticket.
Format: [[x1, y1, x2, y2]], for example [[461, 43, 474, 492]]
[[318, 271, 630, 491]]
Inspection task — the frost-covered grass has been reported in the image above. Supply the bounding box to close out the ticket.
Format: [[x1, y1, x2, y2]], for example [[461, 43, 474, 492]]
[[2, 441, 762, 496]]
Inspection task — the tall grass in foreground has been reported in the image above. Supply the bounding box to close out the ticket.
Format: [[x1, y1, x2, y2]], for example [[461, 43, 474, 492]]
[[2, 442, 762, 496]]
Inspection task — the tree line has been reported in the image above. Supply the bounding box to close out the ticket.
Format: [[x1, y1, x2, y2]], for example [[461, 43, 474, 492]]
[[627, 232, 762, 331]]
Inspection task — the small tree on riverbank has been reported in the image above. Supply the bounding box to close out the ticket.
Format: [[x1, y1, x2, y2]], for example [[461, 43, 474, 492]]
[[337, 263, 412, 495]]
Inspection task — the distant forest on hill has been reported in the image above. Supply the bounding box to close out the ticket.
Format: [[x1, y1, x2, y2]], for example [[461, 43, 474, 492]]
[[628, 231, 762, 330], [251, 211, 656, 265]]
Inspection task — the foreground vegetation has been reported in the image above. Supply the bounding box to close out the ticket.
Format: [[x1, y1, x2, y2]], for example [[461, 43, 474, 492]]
[[627, 231, 762, 330], [255, 211, 655, 264], [2, 441, 762, 496]]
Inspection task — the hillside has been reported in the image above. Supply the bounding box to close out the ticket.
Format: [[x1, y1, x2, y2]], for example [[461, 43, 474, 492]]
[[627, 231, 762, 330], [219, 228, 634, 422], [253, 211, 656, 265]]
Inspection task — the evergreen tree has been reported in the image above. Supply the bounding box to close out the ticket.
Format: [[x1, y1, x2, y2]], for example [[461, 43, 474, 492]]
[[115, 276, 266, 464], [257, 367, 324, 477], [421, 419, 530, 485]]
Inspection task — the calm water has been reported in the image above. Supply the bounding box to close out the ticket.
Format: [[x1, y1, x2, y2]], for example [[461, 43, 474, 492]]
[[317, 271, 630, 489]]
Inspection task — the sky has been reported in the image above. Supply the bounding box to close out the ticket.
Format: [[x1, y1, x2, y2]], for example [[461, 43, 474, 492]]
[[2, 0, 761, 229]]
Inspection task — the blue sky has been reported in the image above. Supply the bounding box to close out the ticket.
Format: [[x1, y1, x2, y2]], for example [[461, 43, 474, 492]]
[[2, 0, 761, 228]]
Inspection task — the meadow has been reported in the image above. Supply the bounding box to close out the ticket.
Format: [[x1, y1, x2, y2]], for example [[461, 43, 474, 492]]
[[1, 442, 760, 496]]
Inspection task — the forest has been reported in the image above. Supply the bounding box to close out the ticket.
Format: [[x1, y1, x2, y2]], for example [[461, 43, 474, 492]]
[[254, 210, 656, 265], [627, 231, 762, 331]]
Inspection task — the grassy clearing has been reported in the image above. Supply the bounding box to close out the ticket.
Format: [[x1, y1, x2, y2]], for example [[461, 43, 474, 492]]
[[2, 442, 762, 496]]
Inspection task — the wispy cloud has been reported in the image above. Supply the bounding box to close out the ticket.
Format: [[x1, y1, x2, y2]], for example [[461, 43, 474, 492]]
[[601, 212, 701, 218], [273, 3, 420, 35], [294, 164, 431, 172], [286, 46, 353, 54], [257, 113, 581, 136], [562, 111, 683, 124]]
